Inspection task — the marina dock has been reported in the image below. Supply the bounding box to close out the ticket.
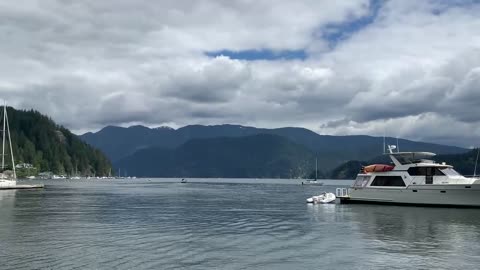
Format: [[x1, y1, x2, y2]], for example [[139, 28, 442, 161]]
[[0, 184, 44, 190]]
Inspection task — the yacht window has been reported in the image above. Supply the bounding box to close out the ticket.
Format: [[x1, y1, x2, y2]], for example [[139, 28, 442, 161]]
[[395, 155, 413, 165], [395, 155, 427, 165], [440, 168, 462, 177], [354, 176, 371, 187], [371, 176, 406, 187], [407, 167, 445, 176], [408, 167, 424, 176]]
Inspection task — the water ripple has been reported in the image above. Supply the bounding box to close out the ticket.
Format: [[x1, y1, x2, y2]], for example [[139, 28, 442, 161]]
[[1, 179, 480, 269]]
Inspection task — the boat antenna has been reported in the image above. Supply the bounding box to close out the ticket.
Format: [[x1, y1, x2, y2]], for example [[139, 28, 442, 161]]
[[1, 101, 5, 170], [474, 148, 479, 177], [383, 130, 386, 154], [5, 104, 16, 179], [396, 137, 400, 153]]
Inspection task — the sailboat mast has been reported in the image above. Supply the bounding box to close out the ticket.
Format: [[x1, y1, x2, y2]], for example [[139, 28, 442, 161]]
[[5, 108, 16, 179], [315, 158, 318, 181], [474, 148, 479, 177], [383, 131, 386, 154], [2, 102, 5, 170]]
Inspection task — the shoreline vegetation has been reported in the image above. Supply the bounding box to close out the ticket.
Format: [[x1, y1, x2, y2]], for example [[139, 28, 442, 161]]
[[5, 107, 112, 178]]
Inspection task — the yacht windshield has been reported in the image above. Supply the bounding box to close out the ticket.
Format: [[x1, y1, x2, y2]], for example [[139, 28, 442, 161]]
[[440, 168, 462, 177], [391, 152, 436, 165]]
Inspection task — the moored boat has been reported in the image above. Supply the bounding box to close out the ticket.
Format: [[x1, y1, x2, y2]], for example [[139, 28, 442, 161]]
[[302, 180, 324, 185], [302, 157, 324, 185], [336, 151, 480, 207], [306, 192, 336, 204], [0, 103, 44, 190]]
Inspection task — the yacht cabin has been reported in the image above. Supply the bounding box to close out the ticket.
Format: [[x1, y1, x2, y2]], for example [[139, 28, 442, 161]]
[[353, 152, 479, 189]]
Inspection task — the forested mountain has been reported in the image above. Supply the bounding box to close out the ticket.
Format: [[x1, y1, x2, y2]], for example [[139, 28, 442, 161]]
[[434, 149, 480, 176], [329, 160, 368, 179], [114, 134, 315, 178], [4, 107, 111, 176], [82, 124, 467, 170]]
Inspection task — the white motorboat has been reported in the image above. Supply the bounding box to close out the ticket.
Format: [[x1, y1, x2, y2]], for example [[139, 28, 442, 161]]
[[336, 149, 480, 207], [306, 192, 336, 204]]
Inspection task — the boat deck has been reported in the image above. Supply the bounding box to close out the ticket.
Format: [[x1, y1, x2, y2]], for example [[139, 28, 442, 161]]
[[336, 196, 350, 204]]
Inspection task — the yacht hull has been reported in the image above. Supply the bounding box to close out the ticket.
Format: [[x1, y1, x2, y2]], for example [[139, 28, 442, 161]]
[[341, 185, 480, 207]]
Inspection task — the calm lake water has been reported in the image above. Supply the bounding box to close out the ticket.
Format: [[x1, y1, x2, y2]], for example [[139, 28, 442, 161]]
[[1, 178, 480, 269]]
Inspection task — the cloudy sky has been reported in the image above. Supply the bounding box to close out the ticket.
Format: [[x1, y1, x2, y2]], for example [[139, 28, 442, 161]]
[[1, 0, 480, 147]]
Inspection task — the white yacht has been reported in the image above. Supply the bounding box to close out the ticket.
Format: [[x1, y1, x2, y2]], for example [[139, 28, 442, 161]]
[[336, 150, 480, 207]]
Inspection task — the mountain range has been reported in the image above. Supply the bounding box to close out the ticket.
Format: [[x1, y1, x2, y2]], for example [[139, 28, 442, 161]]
[[80, 124, 467, 178], [115, 134, 315, 178]]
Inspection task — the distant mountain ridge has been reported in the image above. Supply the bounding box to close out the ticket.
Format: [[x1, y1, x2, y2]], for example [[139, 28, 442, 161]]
[[114, 134, 315, 178], [81, 124, 467, 176]]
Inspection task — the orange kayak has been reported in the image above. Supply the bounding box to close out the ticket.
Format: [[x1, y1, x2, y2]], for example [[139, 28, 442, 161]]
[[363, 164, 394, 173]]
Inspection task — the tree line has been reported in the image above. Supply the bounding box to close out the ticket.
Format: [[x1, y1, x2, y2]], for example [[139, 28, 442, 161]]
[[3, 107, 111, 176]]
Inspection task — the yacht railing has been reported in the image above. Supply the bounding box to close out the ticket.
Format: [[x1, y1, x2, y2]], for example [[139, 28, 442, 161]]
[[336, 187, 349, 197]]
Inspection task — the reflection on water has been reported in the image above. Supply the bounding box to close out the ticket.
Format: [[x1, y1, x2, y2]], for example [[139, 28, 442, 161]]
[[0, 189, 16, 203], [0, 179, 479, 269], [346, 205, 480, 269], [0, 189, 17, 237]]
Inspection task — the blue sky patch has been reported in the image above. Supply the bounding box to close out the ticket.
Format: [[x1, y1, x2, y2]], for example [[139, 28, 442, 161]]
[[320, 0, 383, 48], [205, 49, 307, 61]]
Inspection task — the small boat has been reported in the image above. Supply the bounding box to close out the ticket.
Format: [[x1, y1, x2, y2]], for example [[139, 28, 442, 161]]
[[180, 178, 187, 183], [306, 192, 336, 204], [302, 158, 324, 185], [302, 180, 324, 185]]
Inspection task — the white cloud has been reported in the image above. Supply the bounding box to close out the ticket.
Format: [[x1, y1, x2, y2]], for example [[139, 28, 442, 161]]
[[0, 0, 480, 147]]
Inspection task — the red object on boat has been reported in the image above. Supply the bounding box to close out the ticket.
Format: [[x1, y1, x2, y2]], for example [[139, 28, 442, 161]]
[[363, 164, 394, 173]]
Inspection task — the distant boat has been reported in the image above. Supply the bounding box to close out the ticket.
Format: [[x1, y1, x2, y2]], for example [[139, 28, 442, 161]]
[[0, 103, 43, 189], [302, 180, 323, 185], [302, 158, 323, 185], [180, 178, 187, 183]]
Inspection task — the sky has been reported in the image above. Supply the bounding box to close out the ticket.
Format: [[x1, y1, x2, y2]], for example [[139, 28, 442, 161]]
[[1, 0, 480, 147]]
